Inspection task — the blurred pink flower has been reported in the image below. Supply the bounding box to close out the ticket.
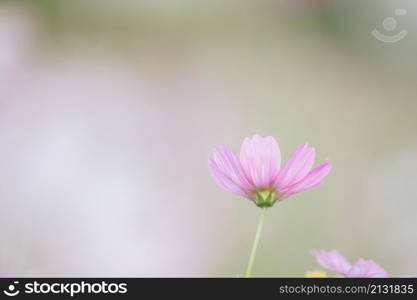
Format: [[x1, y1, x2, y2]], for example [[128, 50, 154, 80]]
[[310, 249, 389, 278], [208, 134, 331, 207]]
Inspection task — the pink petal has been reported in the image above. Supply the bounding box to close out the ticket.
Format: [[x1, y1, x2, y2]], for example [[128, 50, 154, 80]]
[[310, 249, 352, 275], [239, 134, 281, 189], [280, 159, 331, 199], [209, 144, 252, 196], [346, 259, 388, 278], [275, 143, 315, 190]]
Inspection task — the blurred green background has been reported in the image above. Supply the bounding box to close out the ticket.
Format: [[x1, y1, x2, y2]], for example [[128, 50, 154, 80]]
[[0, 0, 416, 277]]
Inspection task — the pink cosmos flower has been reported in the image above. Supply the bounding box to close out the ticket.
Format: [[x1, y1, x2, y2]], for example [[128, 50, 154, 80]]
[[310, 249, 389, 278], [208, 134, 331, 207]]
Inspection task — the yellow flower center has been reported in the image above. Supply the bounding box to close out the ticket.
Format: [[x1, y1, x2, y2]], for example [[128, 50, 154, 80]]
[[305, 270, 327, 278]]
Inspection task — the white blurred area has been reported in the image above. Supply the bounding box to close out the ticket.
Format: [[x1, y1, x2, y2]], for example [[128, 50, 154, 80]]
[[0, 3, 241, 277], [0, 1, 417, 277]]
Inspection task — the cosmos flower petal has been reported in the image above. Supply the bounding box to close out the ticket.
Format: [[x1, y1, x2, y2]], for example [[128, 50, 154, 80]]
[[275, 143, 315, 189], [346, 259, 388, 278], [311, 250, 390, 278], [239, 134, 281, 189], [208, 144, 252, 196], [310, 250, 352, 275], [281, 159, 331, 199]]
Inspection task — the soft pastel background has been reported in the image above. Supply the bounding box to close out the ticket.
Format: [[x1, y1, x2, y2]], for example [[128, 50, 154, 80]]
[[1, 0, 416, 277]]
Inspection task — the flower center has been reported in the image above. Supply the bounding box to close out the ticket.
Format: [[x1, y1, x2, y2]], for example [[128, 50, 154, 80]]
[[305, 270, 327, 278]]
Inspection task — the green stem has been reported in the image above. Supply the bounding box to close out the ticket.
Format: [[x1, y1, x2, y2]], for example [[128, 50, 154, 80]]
[[245, 207, 267, 278]]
